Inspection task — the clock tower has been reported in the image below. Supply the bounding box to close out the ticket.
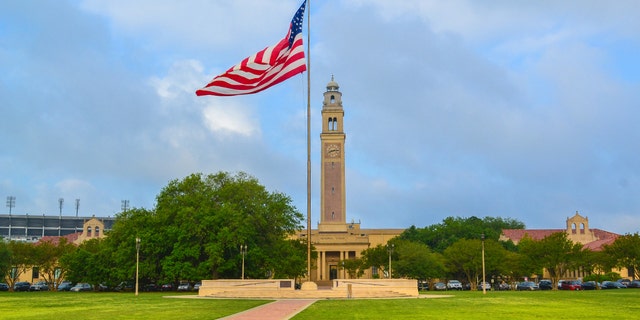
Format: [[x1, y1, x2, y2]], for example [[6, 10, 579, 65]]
[[319, 76, 347, 232]]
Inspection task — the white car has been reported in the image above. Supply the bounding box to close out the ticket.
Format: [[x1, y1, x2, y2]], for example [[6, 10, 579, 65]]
[[177, 282, 192, 291], [447, 280, 463, 290], [478, 281, 491, 291]]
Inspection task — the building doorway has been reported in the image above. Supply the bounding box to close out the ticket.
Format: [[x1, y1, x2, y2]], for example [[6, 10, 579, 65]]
[[329, 265, 338, 280]]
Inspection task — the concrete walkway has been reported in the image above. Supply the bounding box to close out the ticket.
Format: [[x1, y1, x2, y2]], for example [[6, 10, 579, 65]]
[[218, 299, 317, 320]]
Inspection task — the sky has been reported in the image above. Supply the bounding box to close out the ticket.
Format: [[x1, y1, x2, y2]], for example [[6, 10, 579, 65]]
[[1, 0, 639, 235]]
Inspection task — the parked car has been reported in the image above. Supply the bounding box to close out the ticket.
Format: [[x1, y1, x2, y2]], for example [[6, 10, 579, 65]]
[[497, 282, 511, 291], [114, 281, 134, 292], [14, 281, 31, 292], [433, 282, 447, 291], [70, 283, 93, 292], [601, 281, 626, 289], [627, 280, 640, 288], [517, 281, 539, 291], [177, 282, 192, 292], [557, 280, 566, 290], [30, 281, 50, 291], [57, 281, 73, 291], [477, 281, 491, 291], [0, 283, 9, 291], [447, 280, 463, 291], [161, 283, 174, 291], [581, 281, 598, 290], [538, 280, 553, 290], [144, 283, 160, 292], [97, 283, 110, 291], [561, 280, 582, 291], [193, 282, 202, 291], [617, 279, 631, 287]]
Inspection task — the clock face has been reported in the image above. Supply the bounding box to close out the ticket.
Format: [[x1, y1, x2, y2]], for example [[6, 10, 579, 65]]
[[326, 144, 340, 158]]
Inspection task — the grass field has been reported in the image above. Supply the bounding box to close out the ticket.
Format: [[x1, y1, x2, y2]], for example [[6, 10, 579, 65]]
[[1, 290, 638, 320]]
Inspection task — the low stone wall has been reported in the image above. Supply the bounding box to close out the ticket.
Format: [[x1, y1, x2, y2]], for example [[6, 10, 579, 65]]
[[333, 279, 419, 298], [199, 279, 295, 296], [198, 278, 418, 299]]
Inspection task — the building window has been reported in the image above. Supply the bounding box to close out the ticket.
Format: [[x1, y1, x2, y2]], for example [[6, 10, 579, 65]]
[[95, 226, 100, 237], [87, 226, 92, 237], [327, 117, 338, 131], [32, 267, 39, 279]]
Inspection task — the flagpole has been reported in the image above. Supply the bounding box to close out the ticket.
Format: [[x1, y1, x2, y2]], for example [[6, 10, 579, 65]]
[[305, 0, 312, 284]]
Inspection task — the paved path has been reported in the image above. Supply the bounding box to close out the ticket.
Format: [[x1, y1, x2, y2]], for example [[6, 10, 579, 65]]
[[219, 299, 317, 320]]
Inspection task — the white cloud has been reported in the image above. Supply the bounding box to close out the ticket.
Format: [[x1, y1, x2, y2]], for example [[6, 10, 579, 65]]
[[202, 104, 259, 137]]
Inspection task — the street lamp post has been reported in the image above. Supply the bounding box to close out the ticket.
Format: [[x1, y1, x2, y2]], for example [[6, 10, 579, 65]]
[[387, 244, 394, 279], [481, 234, 486, 295], [240, 245, 247, 280], [135, 237, 140, 296]]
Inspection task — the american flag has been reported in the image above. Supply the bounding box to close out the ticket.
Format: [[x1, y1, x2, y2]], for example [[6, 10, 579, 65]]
[[196, 1, 307, 96]]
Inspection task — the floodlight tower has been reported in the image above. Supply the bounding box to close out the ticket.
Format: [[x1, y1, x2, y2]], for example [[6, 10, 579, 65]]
[[75, 199, 80, 217], [58, 198, 64, 216], [6, 196, 15, 214], [121, 200, 130, 212]]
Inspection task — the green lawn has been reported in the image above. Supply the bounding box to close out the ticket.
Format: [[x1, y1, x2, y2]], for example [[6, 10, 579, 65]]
[[1, 290, 638, 320], [0, 292, 267, 320]]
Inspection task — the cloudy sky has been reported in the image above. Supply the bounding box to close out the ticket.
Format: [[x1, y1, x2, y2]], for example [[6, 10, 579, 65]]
[[2, 0, 639, 235]]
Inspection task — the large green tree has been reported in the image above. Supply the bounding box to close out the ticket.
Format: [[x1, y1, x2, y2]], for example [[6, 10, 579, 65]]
[[361, 244, 394, 278], [60, 172, 307, 286], [3, 241, 34, 290], [399, 216, 524, 253], [89, 171, 306, 285], [604, 233, 640, 279], [60, 238, 118, 289], [518, 232, 585, 289], [443, 238, 507, 289], [32, 238, 76, 290], [152, 172, 305, 280], [393, 240, 445, 283]]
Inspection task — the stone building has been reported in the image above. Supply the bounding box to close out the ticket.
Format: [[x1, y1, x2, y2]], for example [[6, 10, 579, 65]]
[[12, 217, 109, 284], [500, 211, 629, 280]]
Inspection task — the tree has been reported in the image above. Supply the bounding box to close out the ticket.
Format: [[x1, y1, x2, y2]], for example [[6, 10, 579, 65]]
[[393, 240, 445, 284], [361, 244, 393, 278], [604, 233, 640, 279], [60, 238, 117, 289], [340, 258, 366, 279], [499, 250, 538, 288], [152, 172, 305, 280], [103, 207, 165, 285], [443, 239, 481, 287], [443, 238, 507, 289], [518, 232, 584, 290], [0, 241, 10, 285], [398, 216, 525, 253], [4, 241, 34, 291], [32, 238, 76, 290], [92, 172, 306, 286]]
